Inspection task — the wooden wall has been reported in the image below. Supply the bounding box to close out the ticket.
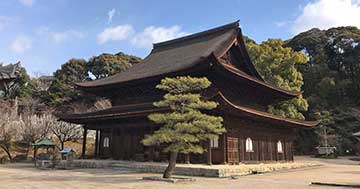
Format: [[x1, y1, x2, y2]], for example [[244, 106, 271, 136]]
[[93, 114, 295, 163], [224, 115, 295, 163]]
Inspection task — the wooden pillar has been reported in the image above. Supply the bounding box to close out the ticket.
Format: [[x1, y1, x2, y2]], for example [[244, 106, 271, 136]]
[[110, 128, 114, 158], [81, 127, 88, 159], [94, 129, 99, 159], [148, 126, 154, 162], [207, 139, 212, 165], [33, 146, 37, 160], [185, 154, 190, 164], [222, 134, 227, 164]]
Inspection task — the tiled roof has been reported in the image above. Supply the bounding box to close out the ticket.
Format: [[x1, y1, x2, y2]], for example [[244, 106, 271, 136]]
[[76, 21, 240, 88]]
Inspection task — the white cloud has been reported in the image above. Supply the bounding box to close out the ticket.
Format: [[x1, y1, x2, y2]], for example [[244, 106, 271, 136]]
[[275, 21, 287, 27], [293, 0, 360, 33], [9, 35, 32, 53], [35, 27, 86, 44], [97, 25, 134, 44], [108, 9, 116, 23], [50, 30, 86, 44], [0, 16, 11, 31], [131, 25, 189, 48], [19, 0, 34, 7], [35, 26, 50, 35]]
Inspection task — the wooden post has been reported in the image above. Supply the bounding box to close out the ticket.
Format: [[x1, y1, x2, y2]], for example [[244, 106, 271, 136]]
[[207, 139, 212, 165], [110, 128, 114, 158], [33, 146, 37, 167], [149, 146, 154, 162], [81, 127, 88, 159], [148, 126, 154, 162], [94, 129, 99, 159], [222, 134, 227, 164], [185, 154, 190, 164]]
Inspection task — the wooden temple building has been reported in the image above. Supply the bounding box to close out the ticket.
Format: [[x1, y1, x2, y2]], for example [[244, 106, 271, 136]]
[[0, 62, 20, 97], [59, 21, 318, 164]]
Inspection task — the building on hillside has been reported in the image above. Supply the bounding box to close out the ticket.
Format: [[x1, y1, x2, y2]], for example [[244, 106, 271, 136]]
[[37, 76, 55, 91], [0, 62, 20, 97], [58, 21, 319, 164]]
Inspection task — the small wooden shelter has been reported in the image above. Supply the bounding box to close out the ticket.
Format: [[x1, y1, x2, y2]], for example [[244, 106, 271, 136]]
[[59, 21, 318, 164], [33, 138, 56, 160]]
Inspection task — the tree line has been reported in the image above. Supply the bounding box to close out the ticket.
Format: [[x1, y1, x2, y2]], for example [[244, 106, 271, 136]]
[[1, 26, 359, 159]]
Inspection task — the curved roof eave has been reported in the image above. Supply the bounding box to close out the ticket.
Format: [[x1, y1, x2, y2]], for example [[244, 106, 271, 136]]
[[216, 91, 319, 127], [209, 53, 303, 98]]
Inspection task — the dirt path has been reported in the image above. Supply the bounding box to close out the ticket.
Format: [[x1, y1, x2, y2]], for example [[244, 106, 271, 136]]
[[0, 157, 359, 189]]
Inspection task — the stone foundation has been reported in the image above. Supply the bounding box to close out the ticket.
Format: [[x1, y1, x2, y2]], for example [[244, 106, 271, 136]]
[[56, 159, 320, 177]]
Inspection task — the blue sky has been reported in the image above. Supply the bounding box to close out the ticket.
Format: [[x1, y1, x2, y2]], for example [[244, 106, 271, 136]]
[[1, 0, 359, 75]]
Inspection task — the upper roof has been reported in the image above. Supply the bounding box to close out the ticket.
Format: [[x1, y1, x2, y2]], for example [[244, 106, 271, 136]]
[[210, 54, 302, 97], [0, 62, 20, 80], [76, 21, 301, 98], [77, 21, 241, 88]]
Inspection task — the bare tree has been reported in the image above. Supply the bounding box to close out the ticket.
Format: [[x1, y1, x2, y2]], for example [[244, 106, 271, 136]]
[[0, 100, 21, 160], [18, 114, 52, 157], [48, 115, 82, 150]]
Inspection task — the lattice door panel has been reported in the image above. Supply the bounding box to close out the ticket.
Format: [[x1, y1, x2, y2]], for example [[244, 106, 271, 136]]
[[227, 137, 239, 164]]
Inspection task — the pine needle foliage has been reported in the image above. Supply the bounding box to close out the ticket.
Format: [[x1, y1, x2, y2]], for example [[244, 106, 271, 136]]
[[142, 76, 225, 154]]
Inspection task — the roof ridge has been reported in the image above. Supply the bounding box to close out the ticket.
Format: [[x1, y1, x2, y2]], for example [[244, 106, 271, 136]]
[[153, 20, 239, 49]]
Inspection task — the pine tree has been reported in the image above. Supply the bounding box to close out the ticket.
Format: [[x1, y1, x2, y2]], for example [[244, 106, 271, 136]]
[[142, 76, 225, 178]]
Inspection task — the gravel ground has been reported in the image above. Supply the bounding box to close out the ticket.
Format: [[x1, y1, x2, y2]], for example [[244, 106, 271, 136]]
[[0, 156, 359, 189]]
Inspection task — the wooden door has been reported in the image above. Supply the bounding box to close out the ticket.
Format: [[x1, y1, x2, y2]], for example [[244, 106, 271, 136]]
[[227, 137, 239, 164], [100, 132, 111, 158]]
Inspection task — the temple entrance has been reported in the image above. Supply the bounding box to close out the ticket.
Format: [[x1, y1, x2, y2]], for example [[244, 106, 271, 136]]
[[227, 137, 239, 164], [99, 132, 111, 158]]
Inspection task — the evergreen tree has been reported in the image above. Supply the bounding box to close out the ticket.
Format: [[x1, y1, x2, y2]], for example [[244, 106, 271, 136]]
[[87, 52, 141, 79], [246, 39, 309, 120], [287, 26, 360, 154], [142, 76, 225, 178]]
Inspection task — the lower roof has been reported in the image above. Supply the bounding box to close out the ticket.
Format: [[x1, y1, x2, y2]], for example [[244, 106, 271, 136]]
[[57, 92, 318, 127], [57, 102, 167, 124], [215, 92, 319, 127]]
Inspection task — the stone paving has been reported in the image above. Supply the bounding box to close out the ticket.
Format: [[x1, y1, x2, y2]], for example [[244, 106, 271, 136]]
[[0, 156, 359, 189]]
